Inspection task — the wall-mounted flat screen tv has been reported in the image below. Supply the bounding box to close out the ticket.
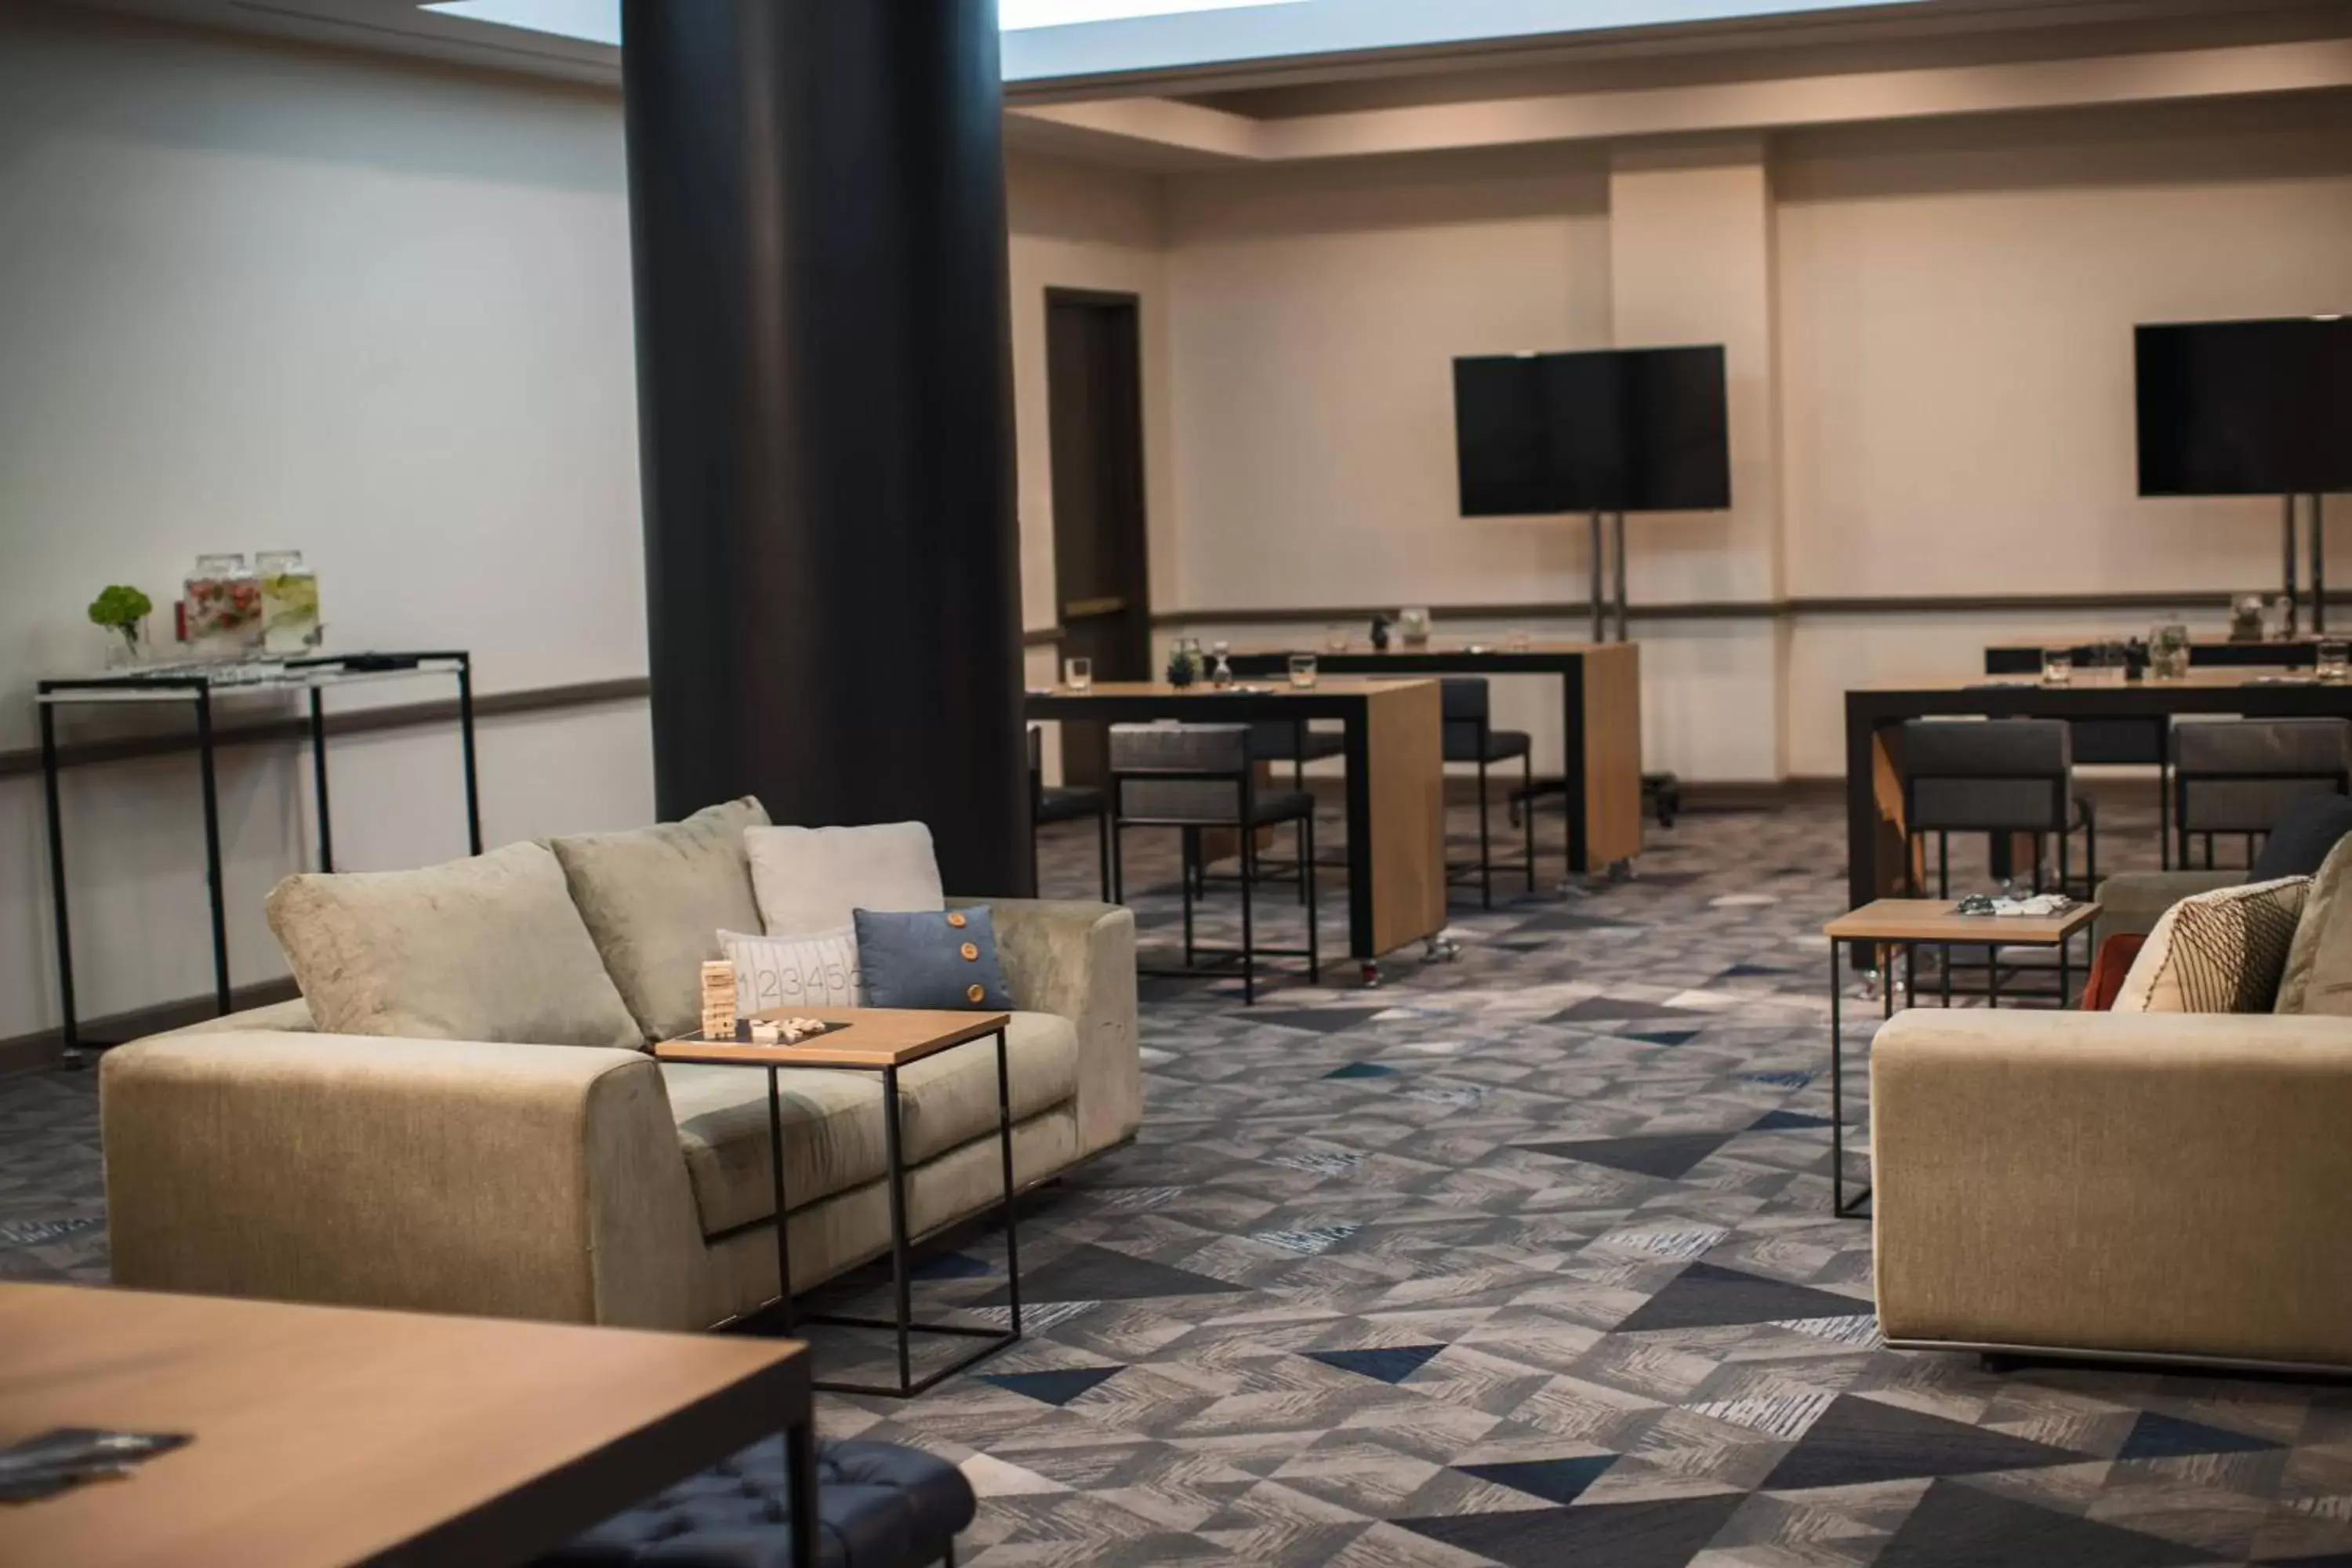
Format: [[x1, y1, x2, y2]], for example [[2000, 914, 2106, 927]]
[[1454, 345, 1730, 517], [2136, 316, 2351, 495]]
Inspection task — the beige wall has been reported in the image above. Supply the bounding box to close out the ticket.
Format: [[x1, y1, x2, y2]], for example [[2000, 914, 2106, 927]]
[[1147, 91, 2352, 781]]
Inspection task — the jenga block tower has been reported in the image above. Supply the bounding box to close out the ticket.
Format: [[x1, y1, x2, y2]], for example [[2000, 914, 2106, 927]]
[[700, 960, 738, 1040]]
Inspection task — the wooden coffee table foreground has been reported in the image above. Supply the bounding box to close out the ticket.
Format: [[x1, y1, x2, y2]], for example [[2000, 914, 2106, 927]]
[[1820, 898, 2101, 1219], [0, 1281, 813, 1568], [656, 1007, 1025, 1398]]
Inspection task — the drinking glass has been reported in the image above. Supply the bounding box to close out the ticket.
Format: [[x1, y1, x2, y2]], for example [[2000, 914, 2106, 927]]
[[1288, 653, 1318, 690], [1324, 626, 1351, 653], [2150, 624, 2190, 681], [1063, 655, 1092, 692], [2042, 648, 2074, 687], [2320, 641, 2350, 684]]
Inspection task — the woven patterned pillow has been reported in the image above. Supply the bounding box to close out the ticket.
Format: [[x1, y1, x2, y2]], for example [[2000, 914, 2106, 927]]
[[2113, 877, 2310, 1014]]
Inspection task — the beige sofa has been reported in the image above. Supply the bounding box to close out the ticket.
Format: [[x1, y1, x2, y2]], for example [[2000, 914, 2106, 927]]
[[98, 812, 1140, 1334], [1871, 868, 2352, 1372]]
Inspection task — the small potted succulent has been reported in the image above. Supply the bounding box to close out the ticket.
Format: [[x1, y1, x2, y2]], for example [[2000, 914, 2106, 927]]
[[88, 584, 154, 668]]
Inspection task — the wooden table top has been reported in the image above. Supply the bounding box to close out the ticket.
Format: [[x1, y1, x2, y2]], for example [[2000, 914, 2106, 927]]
[[1232, 640, 1631, 659], [655, 1006, 1013, 1069], [0, 1282, 807, 1568], [1862, 670, 2349, 695], [1824, 898, 2100, 945], [1032, 677, 1434, 699]]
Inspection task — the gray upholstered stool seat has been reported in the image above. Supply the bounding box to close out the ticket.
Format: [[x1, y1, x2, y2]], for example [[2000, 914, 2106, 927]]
[[2173, 717, 2352, 867], [1108, 720, 1319, 1003], [1440, 678, 1534, 907], [1900, 717, 2096, 896], [536, 1436, 974, 1568]]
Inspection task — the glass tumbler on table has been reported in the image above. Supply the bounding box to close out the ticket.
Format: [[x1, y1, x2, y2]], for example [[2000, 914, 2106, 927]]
[[1064, 655, 1092, 692], [2320, 641, 2350, 684], [2041, 648, 2074, 687], [1288, 653, 1319, 690]]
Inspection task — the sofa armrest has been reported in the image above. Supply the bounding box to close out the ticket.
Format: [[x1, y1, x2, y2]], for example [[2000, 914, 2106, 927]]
[[101, 1032, 708, 1330], [974, 898, 1140, 1156], [2090, 870, 2240, 945], [1872, 1009, 2352, 1368]]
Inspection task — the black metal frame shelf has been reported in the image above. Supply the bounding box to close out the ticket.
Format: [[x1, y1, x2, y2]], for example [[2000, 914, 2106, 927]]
[[36, 651, 481, 1058]]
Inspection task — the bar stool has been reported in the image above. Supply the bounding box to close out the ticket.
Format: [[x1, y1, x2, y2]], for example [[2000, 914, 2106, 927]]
[[1902, 718, 2096, 898], [1029, 726, 1109, 900], [2173, 718, 2352, 869], [1442, 679, 1534, 908], [1109, 722, 1318, 1004], [1243, 720, 1343, 902], [1902, 717, 2096, 1006]]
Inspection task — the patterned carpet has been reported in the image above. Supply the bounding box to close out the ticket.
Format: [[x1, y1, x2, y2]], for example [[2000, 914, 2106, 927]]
[[5, 797, 2350, 1566]]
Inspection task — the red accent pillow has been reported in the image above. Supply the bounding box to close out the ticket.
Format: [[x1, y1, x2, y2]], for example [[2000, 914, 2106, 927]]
[[2079, 933, 2147, 1011]]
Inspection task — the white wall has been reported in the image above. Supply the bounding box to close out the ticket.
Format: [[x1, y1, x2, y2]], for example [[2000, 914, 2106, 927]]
[[0, 8, 1169, 1042]]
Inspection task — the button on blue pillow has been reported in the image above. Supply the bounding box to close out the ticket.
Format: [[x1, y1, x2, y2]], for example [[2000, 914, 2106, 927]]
[[852, 906, 1016, 1011]]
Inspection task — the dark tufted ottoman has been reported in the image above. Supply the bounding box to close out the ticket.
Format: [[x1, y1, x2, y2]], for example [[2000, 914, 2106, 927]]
[[536, 1437, 975, 1568]]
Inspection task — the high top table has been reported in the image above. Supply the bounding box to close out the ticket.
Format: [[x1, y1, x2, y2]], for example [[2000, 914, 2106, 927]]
[[1226, 641, 1645, 875], [1843, 670, 2352, 960], [1025, 678, 1444, 980], [0, 1282, 815, 1568]]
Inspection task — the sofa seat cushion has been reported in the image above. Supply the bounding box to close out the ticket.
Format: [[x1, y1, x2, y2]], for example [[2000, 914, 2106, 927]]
[[264, 841, 644, 1051], [550, 797, 770, 1044], [666, 1011, 1079, 1239]]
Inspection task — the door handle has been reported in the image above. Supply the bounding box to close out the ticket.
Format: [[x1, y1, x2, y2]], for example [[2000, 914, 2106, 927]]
[[1062, 596, 1129, 619]]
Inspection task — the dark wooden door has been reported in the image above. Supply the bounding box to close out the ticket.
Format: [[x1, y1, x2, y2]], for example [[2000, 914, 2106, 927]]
[[1046, 290, 1150, 787]]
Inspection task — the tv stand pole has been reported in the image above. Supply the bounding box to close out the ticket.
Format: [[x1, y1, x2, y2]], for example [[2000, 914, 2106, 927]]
[[1588, 511, 1606, 642], [2284, 495, 2301, 639], [2312, 494, 2328, 636], [1611, 512, 1629, 643]]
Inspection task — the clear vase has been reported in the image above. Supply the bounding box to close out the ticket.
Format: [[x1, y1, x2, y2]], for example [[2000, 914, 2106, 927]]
[[102, 619, 151, 671], [257, 550, 321, 654]]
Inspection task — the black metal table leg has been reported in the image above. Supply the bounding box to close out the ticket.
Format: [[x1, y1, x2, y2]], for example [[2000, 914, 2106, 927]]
[[456, 654, 484, 855], [308, 684, 335, 873], [768, 1065, 795, 1332], [38, 699, 80, 1062], [1563, 656, 1589, 875], [195, 687, 231, 1017], [1831, 939, 1870, 1219], [884, 1064, 913, 1394], [994, 1028, 1023, 1341]]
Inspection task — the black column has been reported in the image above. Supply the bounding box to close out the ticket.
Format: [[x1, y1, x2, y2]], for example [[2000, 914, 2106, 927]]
[[621, 1, 1031, 896]]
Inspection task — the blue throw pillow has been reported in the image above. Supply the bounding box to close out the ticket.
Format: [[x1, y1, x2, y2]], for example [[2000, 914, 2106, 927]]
[[853, 906, 1016, 1011]]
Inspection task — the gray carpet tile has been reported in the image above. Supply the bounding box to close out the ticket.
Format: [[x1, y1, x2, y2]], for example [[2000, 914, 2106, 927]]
[[6, 796, 2349, 1566]]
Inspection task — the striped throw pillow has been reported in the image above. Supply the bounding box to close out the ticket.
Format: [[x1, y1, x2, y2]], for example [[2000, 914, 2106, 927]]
[[2113, 877, 2310, 1014]]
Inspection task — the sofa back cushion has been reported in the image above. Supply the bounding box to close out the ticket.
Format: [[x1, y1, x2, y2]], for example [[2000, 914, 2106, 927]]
[[265, 840, 644, 1050], [2279, 832, 2352, 1015], [550, 797, 770, 1043], [2114, 876, 2308, 1014], [746, 822, 944, 937]]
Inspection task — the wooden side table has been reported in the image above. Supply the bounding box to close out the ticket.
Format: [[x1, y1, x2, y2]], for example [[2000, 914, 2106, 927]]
[[656, 1007, 1024, 1398], [1820, 899, 2100, 1219]]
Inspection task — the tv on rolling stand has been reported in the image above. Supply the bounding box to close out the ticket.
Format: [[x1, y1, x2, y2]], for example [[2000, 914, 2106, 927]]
[[2136, 315, 2351, 631], [1453, 343, 1730, 640]]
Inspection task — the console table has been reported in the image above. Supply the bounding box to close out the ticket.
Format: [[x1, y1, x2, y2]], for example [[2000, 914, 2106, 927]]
[[1025, 679, 1444, 978], [1227, 641, 1644, 875], [36, 652, 481, 1053], [1844, 671, 2352, 961]]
